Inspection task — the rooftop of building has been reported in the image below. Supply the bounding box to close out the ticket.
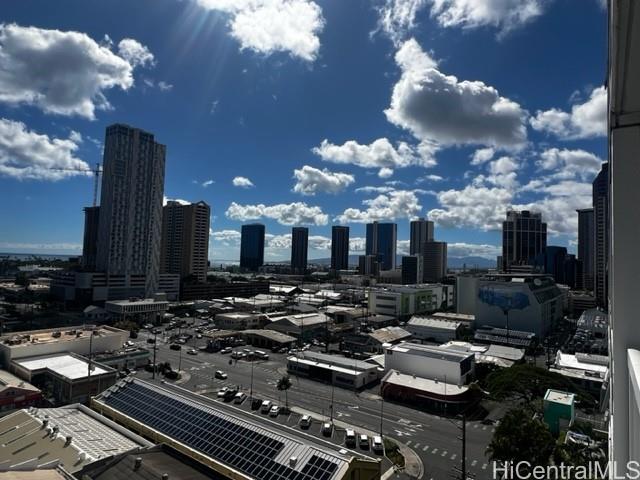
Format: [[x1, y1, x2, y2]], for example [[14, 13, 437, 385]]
[[368, 326, 412, 344], [268, 312, 330, 327], [0, 369, 40, 392], [216, 311, 264, 319], [93, 378, 376, 480], [293, 350, 380, 372], [105, 298, 169, 306], [577, 308, 609, 330], [382, 370, 469, 397], [0, 469, 75, 480], [544, 389, 575, 406], [1, 326, 127, 350], [431, 312, 475, 322], [555, 352, 609, 377], [13, 353, 114, 380], [0, 404, 150, 473], [242, 329, 296, 343], [371, 283, 443, 293], [407, 316, 462, 330], [387, 342, 473, 363]]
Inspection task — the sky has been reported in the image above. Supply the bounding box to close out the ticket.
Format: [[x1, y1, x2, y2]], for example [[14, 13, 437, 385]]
[[0, 0, 607, 262]]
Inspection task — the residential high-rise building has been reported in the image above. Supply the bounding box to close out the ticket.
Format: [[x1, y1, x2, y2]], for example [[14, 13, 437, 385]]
[[240, 224, 265, 271], [576, 208, 594, 291], [330, 226, 349, 271], [401, 255, 423, 284], [593, 163, 609, 309], [290, 227, 308, 274], [160, 201, 210, 283], [365, 222, 397, 271], [501, 210, 547, 271], [95, 124, 166, 296], [410, 218, 434, 255], [81, 206, 100, 271], [358, 255, 379, 276], [422, 241, 447, 282]]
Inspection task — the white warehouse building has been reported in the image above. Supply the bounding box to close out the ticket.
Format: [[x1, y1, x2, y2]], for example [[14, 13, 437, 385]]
[[368, 284, 454, 318], [405, 316, 463, 343]]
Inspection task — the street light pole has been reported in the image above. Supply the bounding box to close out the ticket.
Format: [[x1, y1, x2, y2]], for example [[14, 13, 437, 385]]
[[152, 329, 158, 380], [379, 390, 384, 436], [461, 414, 467, 480], [250, 356, 255, 400]]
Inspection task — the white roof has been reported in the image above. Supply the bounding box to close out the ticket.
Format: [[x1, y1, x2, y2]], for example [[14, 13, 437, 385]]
[[15, 354, 110, 380], [408, 316, 461, 330], [382, 370, 469, 396], [545, 389, 575, 406], [556, 352, 609, 374]]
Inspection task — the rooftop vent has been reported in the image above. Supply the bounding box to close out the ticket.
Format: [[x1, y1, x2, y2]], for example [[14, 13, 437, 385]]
[[65, 436, 72, 447], [289, 457, 298, 467], [134, 457, 142, 470], [162, 474, 169, 480]]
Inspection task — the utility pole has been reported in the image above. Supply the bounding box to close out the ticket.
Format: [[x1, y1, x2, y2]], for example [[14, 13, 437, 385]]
[[250, 356, 255, 400], [461, 414, 466, 480], [152, 329, 158, 379], [379, 390, 384, 436]]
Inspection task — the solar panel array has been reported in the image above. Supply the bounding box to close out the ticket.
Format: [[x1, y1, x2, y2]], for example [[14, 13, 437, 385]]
[[101, 381, 343, 480]]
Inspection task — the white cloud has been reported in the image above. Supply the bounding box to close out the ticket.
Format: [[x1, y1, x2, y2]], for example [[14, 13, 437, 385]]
[[385, 38, 528, 149], [0, 118, 90, 181], [378, 167, 394, 178], [196, 0, 325, 61], [336, 189, 422, 223], [313, 137, 437, 176], [0, 24, 152, 119], [448, 242, 501, 259], [416, 174, 444, 183], [292, 165, 354, 195], [226, 201, 328, 225], [117, 38, 155, 67], [350, 237, 366, 252], [536, 148, 603, 181], [470, 147, 495, 165], [211, 229, 242, 246], [355, 186, 395, 194], [232, 176, 255, 188], [157, 81, 173, 91], [375, 0, 546, 42], [530, 86, 606, 139], [163, 196, 191, 206]]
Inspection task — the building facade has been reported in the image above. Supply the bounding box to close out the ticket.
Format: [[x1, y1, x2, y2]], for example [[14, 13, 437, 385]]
[[401, 255, 423, 284], [160, 201, 210, 283], [331, 225, 349, 270], [576, 208, 594, 291], [239, 224, 265, 271], [410, 218, 434, 255], [365, 222, 397, 271], [593, 163, 609, 309], [95, 124, 166, 297], [501, 210, 547, 271], [422, 241, 447, 283], [290, 227, 308, 274], [81, 206, 100, 271]]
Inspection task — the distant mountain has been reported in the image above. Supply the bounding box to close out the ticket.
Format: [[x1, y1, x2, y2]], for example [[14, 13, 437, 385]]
[[309, 254, 495, 269]]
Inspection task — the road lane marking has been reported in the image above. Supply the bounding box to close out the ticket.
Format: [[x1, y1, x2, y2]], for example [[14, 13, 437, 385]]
[[441, 450, 447, 457], [471, 460, 478, 467], [451, 454, 457, 460], [422, 445, 429, 451], [432, 448, 438, 454], [482, 426, 487, 431], [406, 440, 412, 446], [482, 464, 487, 470]]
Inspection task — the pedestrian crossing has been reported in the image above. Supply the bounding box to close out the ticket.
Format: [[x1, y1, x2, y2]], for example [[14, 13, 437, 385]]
[[410, 442, 488, 474]]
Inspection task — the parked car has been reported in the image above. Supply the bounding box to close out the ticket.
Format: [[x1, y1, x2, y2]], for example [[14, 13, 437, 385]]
[[186, 348, 198, 355], [196, 334, 203, 339], [260, 400, 272, 413], [215, 370, 228, 380], [345, 429, 356, 447], [169, 344, 181, 351], [299, 415, 311, 428], [359, 434, 369, 449], [233, 392, 247, 404], [177, 339, 186, 344], [146, 338, 156, 344], [269, 405, 280, 417], [217, 387, 229, 398], [372, 436, 384, 453], [322, 423, 333, 436], [223, 388, 239, 401], [221, 347, 233, 354]]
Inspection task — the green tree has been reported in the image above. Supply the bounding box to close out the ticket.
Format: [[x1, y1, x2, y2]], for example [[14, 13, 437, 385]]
[[277, 375, 293, 410], [487, 408, 555, 470]]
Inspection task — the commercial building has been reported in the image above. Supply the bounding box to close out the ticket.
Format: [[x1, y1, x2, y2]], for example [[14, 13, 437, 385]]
[[214, 312, 266, 330], [241, 329, 296, 350], [401, 255, 422, 284], [104, 296, 169, 322], [577, 208, 594, 291], [406, 316, 463, 343], [455, 274, 480, 315], [550, 351, 609, 403], [0, 403, 151, 473], [287, 350, 382, 389], [475, 274, 563, 337], [473, 326, 536, 349], [365, 222, 397, 271], [0, 369, 42, 412], [368, 284, 453, 318], [81, 206, 100, 271], [0, 325, 128, 367], [160, 200, 210, 283], [95, 124, 166, 297], [11, 352, 117, 405], [343, 326, 412, 354], [501, 210, 547, 271], [180, 279, 270, 301], [331, 225, 350, 271], [384, 342, 475, 386], [291, 227, 308, 274], [358, 255, 379, 276], [410, 218, 434, 255], [93, 378, 381, 479], [240, 223, 265, 271], [268, 312, 329, 341], [422, 241, 447, 282], [593, 162, 609, 309]]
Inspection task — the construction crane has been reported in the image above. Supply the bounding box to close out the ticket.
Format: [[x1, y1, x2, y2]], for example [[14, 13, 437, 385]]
[[50, 162, 102, 207]]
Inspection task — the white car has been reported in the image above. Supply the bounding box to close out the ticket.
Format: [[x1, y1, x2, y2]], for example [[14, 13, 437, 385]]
[[233, 392, 247, 404], [217, 387, 229, 398], [345, 429, 356, 446], [261, 400, 272, 413], [269, 405, 280, 417], [372, 436, 384, 453], [186, 348, 198, 355], [299, 415, 311, 428], [215, 370, 227, 379], [359, 434, 369, 449]]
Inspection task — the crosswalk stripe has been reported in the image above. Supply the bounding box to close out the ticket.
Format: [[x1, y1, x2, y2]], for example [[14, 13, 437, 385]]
[[482, 464, 487, 470], [432, 448, 438, 454], [414, 443, 420, 449], [406, 440, 412, 446], [471, 460, 478, 467], [441, 450, 447, 457], [451, 454, 457, 460], [422, 445, 429, 451]]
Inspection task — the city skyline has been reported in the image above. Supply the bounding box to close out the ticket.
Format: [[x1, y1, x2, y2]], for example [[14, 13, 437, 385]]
[[0, 1, 607, 263]]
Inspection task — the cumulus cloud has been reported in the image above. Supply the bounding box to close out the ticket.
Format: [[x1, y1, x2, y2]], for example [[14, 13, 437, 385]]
[[211, 229, 242, 246], [196, 0, 324, 61], [385, 38, 528, 149], [0, 118, 90, 180], [313, 137, 437, 177], [0, 24, 153, 119], [163, 196, 191, 206], [530, 86, 606, 139], [232, 176, 254, 188], [416, 174, 444, 183], [536, 148, 603, 181], [448, 242, 501, 259], [336, 189, 422, 223], [292, 165, 354, 195], [375, 0, 546, 42], [471, 147, 495, 165], [378, 167, 394, 178], [226, 201, 328, 225]]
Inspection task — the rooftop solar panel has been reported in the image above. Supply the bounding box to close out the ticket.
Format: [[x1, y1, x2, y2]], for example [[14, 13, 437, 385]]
[[100, 380, 343, 480]]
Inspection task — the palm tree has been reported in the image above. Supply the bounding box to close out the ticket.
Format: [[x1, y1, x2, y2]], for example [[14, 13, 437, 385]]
[[277, 375, 293, 411]]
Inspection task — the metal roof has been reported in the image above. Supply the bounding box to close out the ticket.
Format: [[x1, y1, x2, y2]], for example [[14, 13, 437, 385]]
[[14, 353, 112, 380]]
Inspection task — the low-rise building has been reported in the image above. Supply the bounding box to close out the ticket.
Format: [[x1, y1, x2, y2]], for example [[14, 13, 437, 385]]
[[550, 351, 609, 405], [180, 279, 270, 301], [543, 389, 576, 435], [228, 294, 286, 312], [105, 296, 169, 323], [0, 369, 42, 412], [473, 325, 537, 349], [406, 316, 463, 343], [268, 312, 330, 341], [214, 311, 266, 330], [287, 350, 382, 389], [368, 284, 453, 318], [241, 329, 296, 350], [11, 352, 117, 405], [342, 327, 412, 354], [93, 347, 152, 371]]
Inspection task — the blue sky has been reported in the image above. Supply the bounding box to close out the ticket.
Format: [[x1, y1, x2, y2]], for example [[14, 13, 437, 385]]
[[0, 0, 607, 262]]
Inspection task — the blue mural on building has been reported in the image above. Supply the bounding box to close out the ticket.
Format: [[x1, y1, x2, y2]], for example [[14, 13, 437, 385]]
[[478, 287, 530, 312]]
